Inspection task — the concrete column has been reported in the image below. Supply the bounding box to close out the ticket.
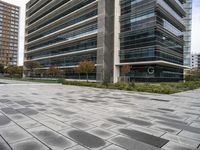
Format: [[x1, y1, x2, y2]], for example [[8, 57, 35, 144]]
[[96, 0, 114, 83], [113, 0, 120, 83]]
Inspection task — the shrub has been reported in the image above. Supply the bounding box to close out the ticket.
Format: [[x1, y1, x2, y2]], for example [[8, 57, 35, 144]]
[[61, 80, 200, 94], [114, 82, 129, 90], [58, 78, 65, 83]]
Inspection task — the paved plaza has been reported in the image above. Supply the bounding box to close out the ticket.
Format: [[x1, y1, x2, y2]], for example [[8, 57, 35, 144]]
[[0, 79, 199, 150]]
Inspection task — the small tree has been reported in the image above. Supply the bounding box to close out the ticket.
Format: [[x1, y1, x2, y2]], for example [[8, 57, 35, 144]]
[[0, 64, 4, 74], [15, 66, 23, 78], [47, 65, 62, 78], [185, 68, 200, 81], [34, 69, 46, 78], [24, 61, 40, 77], [79, 60, 95, 82], [4, 65, 17, 78], [121, 65, 131, 82], [74, 66, 81, 80]]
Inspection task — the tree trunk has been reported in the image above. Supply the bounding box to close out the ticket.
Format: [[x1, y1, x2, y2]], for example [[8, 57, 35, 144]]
[[86, 73, 88, 82]]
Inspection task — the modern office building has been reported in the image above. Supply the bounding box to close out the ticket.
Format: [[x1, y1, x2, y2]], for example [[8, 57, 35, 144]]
[[183, 0, 192, 67], [191, 53, 200, 68], [25, 0, 189, 82], [0, 0, 19, 66]]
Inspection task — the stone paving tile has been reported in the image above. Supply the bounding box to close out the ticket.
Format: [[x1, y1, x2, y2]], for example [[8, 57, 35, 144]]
[[102, 144, 126, 150], [162, 141, 198, 150], [150, 124, 182, 134], [91, 120, 117, 129], [67, 145, 89, 150], [6, 114, 32, 123], [109, 136, 162, 150], [16, 108, 39, 116], [178, 130, 200, 140], [156, 120, 200, 134], [17, 119, 42, 129], [69, 121, 96, 130], [128, 124, 166, 137], [0, 114, 14, 127], [1, 107, 20, 115], [0, 80, 200, 150], [0, 125, 32, 144], [60, 128, 111, 150], [28, 126, 76, 150], [118, 128, 169, 148], [87, 127, 117, 140], [161, 133, 199, 149], [119, 116, 153, 127], [190, 122, 200, 128], [10, 138, 49, 150], [38, 118, 70, 131]]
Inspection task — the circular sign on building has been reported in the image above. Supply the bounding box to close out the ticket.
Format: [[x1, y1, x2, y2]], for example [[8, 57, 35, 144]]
[[148, 67, 155, 75]]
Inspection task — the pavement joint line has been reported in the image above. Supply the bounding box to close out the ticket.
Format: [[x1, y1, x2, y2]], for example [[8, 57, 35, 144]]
[[197, 143, 200, 149], [0, 134, 14, 150]]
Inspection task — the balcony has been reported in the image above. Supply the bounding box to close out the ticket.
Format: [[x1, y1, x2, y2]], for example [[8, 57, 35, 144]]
[[26, 16, 97, 46], [167, 0, 186, 16], [156, 0, 185, 30], [25, 48, 98, 61], [25, 31, 98, 54], [26, 0, 97, 32]]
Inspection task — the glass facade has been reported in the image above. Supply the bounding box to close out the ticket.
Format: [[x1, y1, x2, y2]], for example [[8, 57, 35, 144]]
[[120, 65, 183, 82], [27, 0, 96, 33], [119, 0, 186, 82], [27, 23, 97, 51], [25, 0, 98, 80]]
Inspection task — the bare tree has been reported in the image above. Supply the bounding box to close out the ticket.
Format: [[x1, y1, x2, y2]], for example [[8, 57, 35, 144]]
[[47, 65, 62, 78], [24, 61, 40, 77], [4, 65, 22, 78], [74, 66, 81, 80], [121, 65, 131, 82]]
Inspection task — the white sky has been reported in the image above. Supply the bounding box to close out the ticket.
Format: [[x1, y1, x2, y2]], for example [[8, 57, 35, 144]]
[[1, 0, 200, 65]]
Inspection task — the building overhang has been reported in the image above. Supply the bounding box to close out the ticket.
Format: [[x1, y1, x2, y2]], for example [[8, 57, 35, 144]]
[[116, 60, 190, 69], [24, 48, 98, 61]]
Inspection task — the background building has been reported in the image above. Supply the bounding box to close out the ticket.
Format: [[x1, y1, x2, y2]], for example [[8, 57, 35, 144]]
[[191, 53, 200, 68], [0, 0, 19, 66], [183, 0, 193, 67], [25, 0, 189, 82]]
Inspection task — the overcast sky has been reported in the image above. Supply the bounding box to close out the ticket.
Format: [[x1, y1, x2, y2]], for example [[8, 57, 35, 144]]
[[2, 0, 200, 65]]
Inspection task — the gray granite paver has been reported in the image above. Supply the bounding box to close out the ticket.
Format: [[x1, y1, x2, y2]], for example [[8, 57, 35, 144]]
[[88, 128, 116, 140], [102, 144, 126, 150], [161, 133, 199, 149], [0, 79, 200, 149], [162, 141, 198, 150], [109, 136, 162, 150], [18, 119, 42, 129], [38, 118, 70, 131], [28, 126, 76, 150], [0, 125, 32, 144], [10, 138, 49, 150], [178, 130, 200, 140], [67, 145, 89, 150]]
